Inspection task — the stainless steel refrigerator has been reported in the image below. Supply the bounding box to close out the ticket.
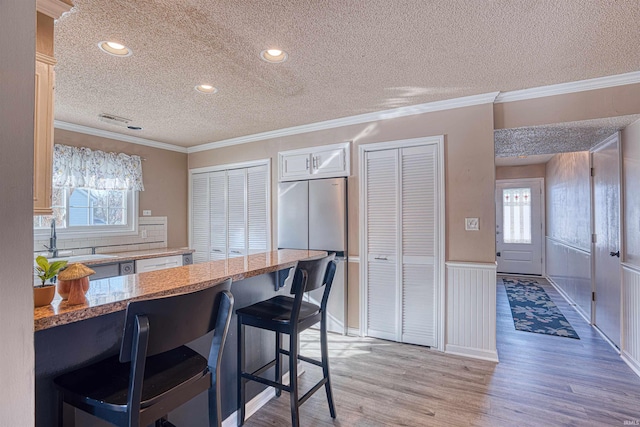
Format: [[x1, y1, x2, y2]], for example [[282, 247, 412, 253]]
[[278, 177, 347, 334]]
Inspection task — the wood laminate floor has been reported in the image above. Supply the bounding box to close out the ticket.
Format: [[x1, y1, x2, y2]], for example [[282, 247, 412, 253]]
[[243, 277, 640, 426]]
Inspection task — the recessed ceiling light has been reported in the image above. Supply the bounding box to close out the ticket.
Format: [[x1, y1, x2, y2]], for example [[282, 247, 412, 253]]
[[98, 40, 132, 57], [195, 84, 218, 94], [260, 48, 288, 63]]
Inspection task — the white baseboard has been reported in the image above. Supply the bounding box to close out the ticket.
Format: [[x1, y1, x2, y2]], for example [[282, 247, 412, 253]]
[[445, 344, 499, 363], [347, 327, 361, 337], [545, 275, 592, 325], [622, 351, 640, 379], [222, 366, 303, 427]]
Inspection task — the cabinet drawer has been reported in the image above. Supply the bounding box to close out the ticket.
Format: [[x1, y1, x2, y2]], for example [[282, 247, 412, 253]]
[[135, 255, 183, 273], [90, 263, 121, 280]]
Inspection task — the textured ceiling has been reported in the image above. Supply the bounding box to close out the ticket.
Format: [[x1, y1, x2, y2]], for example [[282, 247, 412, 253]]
[[494, 115, 640, 160], [53, 0, 640, 147]]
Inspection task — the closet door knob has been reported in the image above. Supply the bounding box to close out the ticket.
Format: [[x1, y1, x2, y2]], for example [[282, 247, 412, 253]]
[[609, 251, 620, 258]]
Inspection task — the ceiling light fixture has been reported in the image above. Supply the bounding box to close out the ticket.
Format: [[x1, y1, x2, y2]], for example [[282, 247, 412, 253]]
[[98, 40, 132, 57], [195, 84, 218, 94], [260, 48, 288, 63]]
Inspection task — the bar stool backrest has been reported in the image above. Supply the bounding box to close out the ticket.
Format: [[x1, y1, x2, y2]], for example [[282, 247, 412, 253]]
[[120, 278, 233, 362]]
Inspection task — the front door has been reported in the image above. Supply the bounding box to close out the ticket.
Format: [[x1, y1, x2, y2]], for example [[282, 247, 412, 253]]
[[496, 179, 543, 275], [592, 133, 622, 347]]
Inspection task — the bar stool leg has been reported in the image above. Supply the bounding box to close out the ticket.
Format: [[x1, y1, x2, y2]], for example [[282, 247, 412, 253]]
[[321, 316, 337, 418], [288, 332, 300, 427], [237, 317, 246, 427], [275, 332, 282, 397]]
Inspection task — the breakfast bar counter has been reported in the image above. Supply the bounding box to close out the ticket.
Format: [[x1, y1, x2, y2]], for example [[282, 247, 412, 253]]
[[35, 249, 326, 426]]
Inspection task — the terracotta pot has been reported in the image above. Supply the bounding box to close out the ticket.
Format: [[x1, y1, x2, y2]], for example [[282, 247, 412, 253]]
[[58, 277, 90, 305], [34, 285, 56, 307]]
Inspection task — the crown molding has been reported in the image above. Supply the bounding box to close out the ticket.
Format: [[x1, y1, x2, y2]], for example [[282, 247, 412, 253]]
[[187, 91, 500, 153], [495, 71, 640, 103], [37, 0, 73, 19], [54, 121, 188, 153]]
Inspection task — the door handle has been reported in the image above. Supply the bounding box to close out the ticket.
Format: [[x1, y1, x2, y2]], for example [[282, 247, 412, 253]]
[[496, 252, 501, 257], [610, 251, 620, 258], [305, 158, 310, 170], [374, 256, 388, 261]]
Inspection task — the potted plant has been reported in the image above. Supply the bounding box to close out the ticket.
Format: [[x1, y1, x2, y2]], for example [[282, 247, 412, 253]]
[[34, 255, 67, 307]]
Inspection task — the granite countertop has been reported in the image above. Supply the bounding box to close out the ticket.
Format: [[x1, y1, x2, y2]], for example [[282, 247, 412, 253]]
[[34, 249, 326, 332], [47, 247, 195, 266]]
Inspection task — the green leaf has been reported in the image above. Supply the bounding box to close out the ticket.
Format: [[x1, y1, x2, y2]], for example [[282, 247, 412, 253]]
[[36, 255, 49, 271], [49, 260, 68, 273]]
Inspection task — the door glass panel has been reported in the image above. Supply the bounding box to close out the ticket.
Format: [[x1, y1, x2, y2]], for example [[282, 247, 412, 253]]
[[502, 188, 531, 244]]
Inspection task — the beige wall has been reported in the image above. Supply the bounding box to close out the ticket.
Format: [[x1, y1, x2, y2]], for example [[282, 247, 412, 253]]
[[494, 83, 640, 129], [1, 0, 36, 423], [54, 129, 189, 247], [545, 151, 591, 250], [623, 119, 640, 268], [496, 163, 546, 180], [189, 103, 497, 328]]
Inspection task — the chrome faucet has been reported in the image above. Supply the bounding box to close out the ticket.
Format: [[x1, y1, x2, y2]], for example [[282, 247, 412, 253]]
[[43, 219, 59, 258]]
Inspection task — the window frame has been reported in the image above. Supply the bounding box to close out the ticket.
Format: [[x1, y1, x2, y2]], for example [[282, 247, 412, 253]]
[[34, 188, 139, 240]]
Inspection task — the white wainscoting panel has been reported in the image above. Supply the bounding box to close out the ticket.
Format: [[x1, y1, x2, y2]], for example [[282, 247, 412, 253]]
[[445, 262, 498, 362], [545, 237, 592, 322], [622, 264, 640, 377]]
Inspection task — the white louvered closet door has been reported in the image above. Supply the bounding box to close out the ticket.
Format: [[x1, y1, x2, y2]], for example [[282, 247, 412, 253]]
[[191, 173, 210, 264], [400, 145, 437, 346], [209, 171, 227, 261], [247, 165, 269, 254], [227, 168, 247, 258], [365, 149, 399, 341]]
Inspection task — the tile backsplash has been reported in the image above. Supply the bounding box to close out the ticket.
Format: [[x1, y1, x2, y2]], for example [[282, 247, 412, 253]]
[[34, 216, 167, 255]]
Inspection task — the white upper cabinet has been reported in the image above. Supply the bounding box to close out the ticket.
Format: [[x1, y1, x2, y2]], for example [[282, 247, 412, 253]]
[[278, 141, 350, 182]]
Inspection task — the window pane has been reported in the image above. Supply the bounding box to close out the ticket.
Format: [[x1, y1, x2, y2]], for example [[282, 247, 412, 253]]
[[90, 190, 108, 208], [91, 207, 108, 225], [69, 207, 90, 226], [503, 188, 532, 244], [108, 209, 125, 225], [108, 190, 125, 209]]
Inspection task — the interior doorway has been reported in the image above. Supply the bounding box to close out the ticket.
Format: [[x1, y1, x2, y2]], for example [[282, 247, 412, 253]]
[[496, 179, 544, 276], [591, 133, 622, 348]]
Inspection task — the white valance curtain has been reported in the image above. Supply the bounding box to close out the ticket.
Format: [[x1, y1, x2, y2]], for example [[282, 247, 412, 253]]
[[52, 144, 145, 191]]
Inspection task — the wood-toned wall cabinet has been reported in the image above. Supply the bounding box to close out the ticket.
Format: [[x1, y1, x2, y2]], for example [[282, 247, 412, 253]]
[[34, 53, 56, 215]]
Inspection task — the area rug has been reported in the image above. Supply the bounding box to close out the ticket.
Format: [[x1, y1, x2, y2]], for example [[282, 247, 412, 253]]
[[502, 277, 580, 339]]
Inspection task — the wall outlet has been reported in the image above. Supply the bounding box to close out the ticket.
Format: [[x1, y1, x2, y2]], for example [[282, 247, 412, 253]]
[[465, 217, 479, 231], [142, 210, 152, 216], [141, 229, 148, 239]]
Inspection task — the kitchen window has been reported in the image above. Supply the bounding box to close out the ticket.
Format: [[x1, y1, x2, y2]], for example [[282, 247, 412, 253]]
[[34, 144, 143, 239]]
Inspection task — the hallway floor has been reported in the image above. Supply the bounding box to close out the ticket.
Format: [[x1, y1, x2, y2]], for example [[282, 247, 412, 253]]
[[242, 277, 640, 426]]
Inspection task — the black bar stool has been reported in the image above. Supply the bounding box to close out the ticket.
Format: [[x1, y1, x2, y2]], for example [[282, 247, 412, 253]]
[[54, 279, 234, 427], [236, 254, 337, 427]]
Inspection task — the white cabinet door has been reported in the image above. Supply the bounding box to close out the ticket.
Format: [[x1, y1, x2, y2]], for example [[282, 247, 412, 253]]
[[136, 255, 183, 273], [365, 149, 399, 341], [364, 144, 439, 347], [278, 142, 350, 181], [400, 145, 437, 347], [190, 173, 210, 264], [311, 145, 347, 177], [209, 171, 227, 261], [247, 165, 269, 254], [281, 152, 311, 180], [227, 168, 247, 258]]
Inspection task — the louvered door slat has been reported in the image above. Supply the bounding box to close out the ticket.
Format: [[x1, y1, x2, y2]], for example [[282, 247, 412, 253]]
[[401, 145, 437, 346], [227, 169, 247, 258], [191, 173, 210, 264], [365, 149, 398, 340], [247, 165, 268, 254], [209, 171, 227, 261]]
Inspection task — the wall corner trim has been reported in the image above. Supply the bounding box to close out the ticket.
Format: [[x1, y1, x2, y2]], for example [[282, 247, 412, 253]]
[[187, 92, 499, 153], [54, 121, 188, 153], [495, 71, 640, 103]]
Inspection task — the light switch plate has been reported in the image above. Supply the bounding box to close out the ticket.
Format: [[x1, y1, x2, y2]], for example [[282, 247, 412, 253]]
[[141, 229, 148, 238], [465, 217, 479, 231], [142, 210, 152, 216]]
